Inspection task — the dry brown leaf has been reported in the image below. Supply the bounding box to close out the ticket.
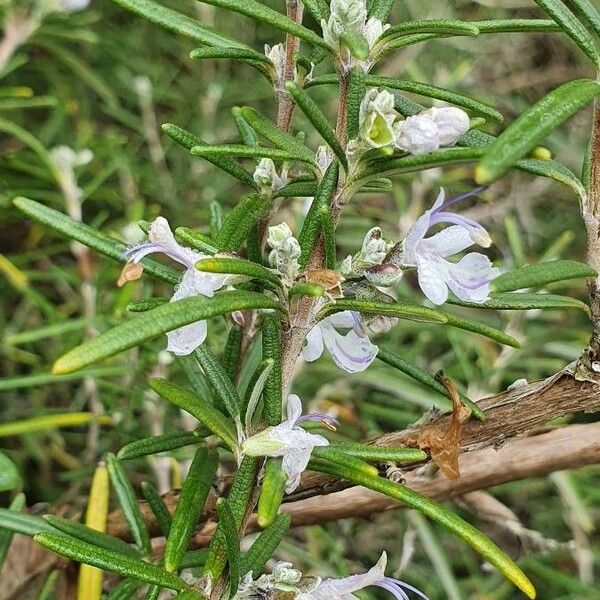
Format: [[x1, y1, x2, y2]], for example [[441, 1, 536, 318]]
[[415, 377, 471, 479]]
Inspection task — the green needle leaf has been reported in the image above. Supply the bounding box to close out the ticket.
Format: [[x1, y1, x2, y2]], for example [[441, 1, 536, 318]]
[[380, 19, 480, 40], [195, 0, 328, 49], [215, 194, 270, 252], [216, 499, 241, 598], [262, 314, 283, 426], [0, 452, 21, 492], [53, 291, 282, 374], [319, 299, 449, 323], [13, 197, 179, 285], [191, 144, 316, 166], [117, 431, 204, 460], [34, 532, 186, 591], [532, 0, 600, 66], [112, 0, 251, 49], [326, 441, 428, 463], [566, 0, 600, 37], [476, 79, 600, 184], [195, 257, 282, 289], [162, 124, 255, 187], [492, 260, 597, 292], [240, 513, 291, 576], [150, 379, 239, 452], [257, 459, 287, 528], [448, 292, 589, 312], [106, 454, 152, 557], [307, 463, 537, 599], [165, 447, 218, 573], [285, 81, 348, 169]]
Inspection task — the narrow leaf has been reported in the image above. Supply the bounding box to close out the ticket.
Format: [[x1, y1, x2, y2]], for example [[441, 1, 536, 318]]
[[163, 124, 255, 187], [53, 291, 282, 375], [299, 161, 339, 267], [106, 454, 151, 557], [216, 499, 241, 597], [0, 494, 25, 570], [339, 30, 370, 59], [215, 194, 270, 252], [0, 509, 54, 537], [189, 47, 270, 63], [244, 359, 274, 429], [196, 0, 328, 49], [257, 458, 287, 528], [240, 513, 291, 576], [112, 0, 250, 49], [319, 299, 449, 323], [377, 347, 485, 420], [45, 516, 139, 558], [286, 82, 348, 169], [566, 0, 600, 37], [191, 144, 316, 166], [165, 447, 218, 573], [117, 431, 202, 460], [194, 345, 242, 419], [34, 532, 186, 591], [449, 292, 589, 312], [0, 452, 21, 491], [533, 0, 600, 66], [442, 313, 520, 347], [149, 379, 238, 451], [476, 79, 600, 183], [327, 441, 428, 463], [262, 314, 283, 426], [13, 197, 179, 284], [346, 67, 366, 140], [380, 19, 480, 40], [239, 107, 315, 164], [306, 464, 536, 599], [141, 482, 172, 537], [492, 260, 597, 292], [195, 257, 282, 288]]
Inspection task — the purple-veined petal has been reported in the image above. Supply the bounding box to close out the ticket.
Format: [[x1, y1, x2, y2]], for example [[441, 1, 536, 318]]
[[445, 252, 499, 303], [327, 310, 357, 330], [403, 189, 445, 263], [320, 323, 378, 373], [430, 211, 491, 248]]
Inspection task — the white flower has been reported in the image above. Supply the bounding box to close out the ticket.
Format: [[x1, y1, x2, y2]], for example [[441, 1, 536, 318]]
[[359, 89, 397, 148], [121, 217, 229, 355], [403, 189, 499, 305], [394, 107, 470, 155], [303, 307, 378, 373], [60, 0, 90, 11], [242, 395, 336, 493]]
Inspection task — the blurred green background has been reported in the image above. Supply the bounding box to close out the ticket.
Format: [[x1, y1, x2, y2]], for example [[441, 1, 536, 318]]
[[0, 1, 598, 598]]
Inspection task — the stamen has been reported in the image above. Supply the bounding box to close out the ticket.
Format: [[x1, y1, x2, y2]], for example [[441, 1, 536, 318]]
[[437, 185, 488, 211]]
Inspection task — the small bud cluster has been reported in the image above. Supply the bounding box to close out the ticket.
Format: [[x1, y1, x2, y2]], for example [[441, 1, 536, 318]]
[[267, 222, 301, 284], [321, 0, 389, 69], [253, 158, 287, 193]]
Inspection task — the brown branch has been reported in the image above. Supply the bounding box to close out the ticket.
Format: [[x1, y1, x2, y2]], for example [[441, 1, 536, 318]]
[[107, 368, 600, 542]]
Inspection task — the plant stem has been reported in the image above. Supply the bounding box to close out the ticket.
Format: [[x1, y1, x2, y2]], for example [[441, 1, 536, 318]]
[[582, 99, 600, 364]]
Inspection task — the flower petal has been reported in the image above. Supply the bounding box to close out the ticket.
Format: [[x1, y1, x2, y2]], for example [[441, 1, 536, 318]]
[[302, 324, 325, 362], [315, 552, 388, 597], [403, 190, 445, 264], [416, 255, 449, 305], [166, 319, 207, 356], [445, 252, 499, 303], [321, 322, 378, 373], [286, 394, 303, 425], [421, 225, 473, 257]]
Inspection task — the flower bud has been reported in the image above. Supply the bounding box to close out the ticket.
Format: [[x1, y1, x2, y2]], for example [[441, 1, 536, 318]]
[[253, 158, 279, 190], [426, 106, 470, 146], [361, 227, 388, 265], [267, 222, 294, 250], [394, 114, 440, 155]]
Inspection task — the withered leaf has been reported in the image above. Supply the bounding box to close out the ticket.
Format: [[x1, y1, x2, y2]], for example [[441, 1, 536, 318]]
[[416, 378, 471, 479]]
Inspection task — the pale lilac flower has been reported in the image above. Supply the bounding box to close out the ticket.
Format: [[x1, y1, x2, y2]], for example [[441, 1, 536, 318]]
[[242, 395, 337, 493], [301, 552, 428, 600], [403, 189, 499, 305], [303, 308, 378, 373], [122, 217, 228, 355]]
